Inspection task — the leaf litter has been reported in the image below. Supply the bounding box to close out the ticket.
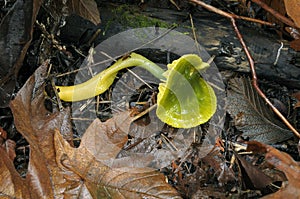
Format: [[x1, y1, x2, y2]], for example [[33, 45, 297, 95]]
[[284, 0, 300, 28], [0, 0, 42, 108], [1, 0, 300, 198], [226, 77, 293, 144], [66, 0, 101, 25], [247, 141, 300, 199], [5, 61, 181, 198]]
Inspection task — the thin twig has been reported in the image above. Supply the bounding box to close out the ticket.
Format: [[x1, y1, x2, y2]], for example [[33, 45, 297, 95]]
[[229, 13, 275, 27], [79, 47, 98, 112], [250, 0, 297, 28], [189, 0, 300, 139], [160, 134, 190, 173], [231, 18, 300, 138], [127, 69, 153, 90], [87, 29, 102, 46], [189, 14, 201, 55], [210, 0, 275, 26], [50, 78, 63, 111], [131, 104, 157, 122], [56, 26, 177, 77], [169, 0, 181, 10]]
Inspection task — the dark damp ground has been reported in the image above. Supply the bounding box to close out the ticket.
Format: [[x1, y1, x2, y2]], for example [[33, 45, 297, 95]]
[[1, 1, 300, 198]]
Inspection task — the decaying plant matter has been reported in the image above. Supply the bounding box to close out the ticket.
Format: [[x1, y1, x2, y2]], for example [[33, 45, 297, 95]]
[[1, 0, 300, 198], [189, 0, 300, 139]]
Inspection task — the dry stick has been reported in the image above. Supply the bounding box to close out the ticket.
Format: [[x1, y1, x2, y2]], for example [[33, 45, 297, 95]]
[[251, 0, 297, 28], [189, 14, 201, 55], [191, 1, 275, 26], [131, 104, 157, 122], [203, 0, 275, 26], [189, 0, 300, 139], [229, 13, 275, 27]]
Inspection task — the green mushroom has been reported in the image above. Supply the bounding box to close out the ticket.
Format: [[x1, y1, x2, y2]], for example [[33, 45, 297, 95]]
[[56, 52, 217, 128], [156, 54, 216, 128]]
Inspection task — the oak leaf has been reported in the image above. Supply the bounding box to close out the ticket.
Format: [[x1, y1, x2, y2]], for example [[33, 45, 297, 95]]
[[54, 128, 182, 198], [4, 61, 181, 198], [284, 0, 300, 28], [247, 141, 300, 198], [8, 61, 75, 198]]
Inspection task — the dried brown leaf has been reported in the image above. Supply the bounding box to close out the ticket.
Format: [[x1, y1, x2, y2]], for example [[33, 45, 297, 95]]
[[81, 113, 154, 167], [202, 146, 236, 185], [80, 113, 129, 164], [234, 151, 273, 189], [54, 119, 182, 198], [2, 140, 16, 161], [0, 147, 30, 198], [292, 91, 300, 100], [247, 141, 300, 198], [292, 91, 300, 107], [284, 0, 300, 28], [0, 0, 42, 107], [0, 126, 7, 141], [80, 111, 153, 165], [226, 77, 293, 144], [9, 61, 75, 198], [66, 0, 100, 25], [0, 127, 16, 161], [6, 60, 180, 198], [290, 39, 300, 52]]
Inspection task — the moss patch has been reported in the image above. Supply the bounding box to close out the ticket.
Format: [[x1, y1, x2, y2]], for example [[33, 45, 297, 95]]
[[112, 5, 174, 28]]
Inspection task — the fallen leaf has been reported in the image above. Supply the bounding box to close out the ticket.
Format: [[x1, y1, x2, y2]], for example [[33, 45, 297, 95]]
[[0, 147, 30, 198], [54, 116, 182, 198], [9, 61, 75, 198], [202, 146, 236, 185], [233, 151, 273, 189], [55, 129, 182, 198], [6, 60, 181, 198], [284, 0, 300, 28], [226, 77, 293, 144], [1, 139, 16, 162], [79, 112, 129, 165], [247, 141, 300, 198], [0, 0, 42, 107], [291, 91, 300, 108], [290, 39, 300, 52], [66, 0, 100, 25]]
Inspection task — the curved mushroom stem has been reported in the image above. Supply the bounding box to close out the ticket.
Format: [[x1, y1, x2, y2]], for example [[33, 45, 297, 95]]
[[56, 53, 165, 102]]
